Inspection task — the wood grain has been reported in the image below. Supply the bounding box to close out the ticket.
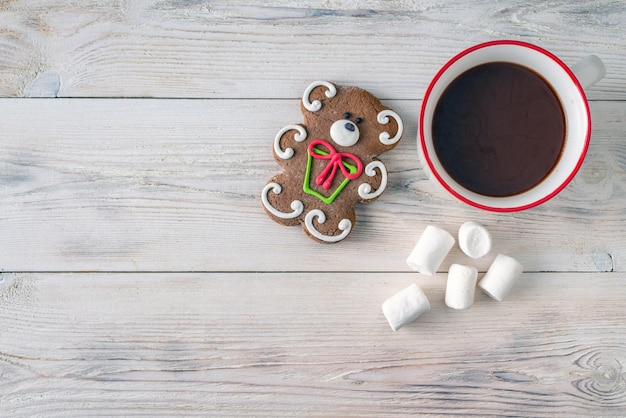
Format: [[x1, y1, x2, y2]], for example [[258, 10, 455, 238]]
[[1, 272, 625, 416], [0, 98, 623, 273], [0, 1, 624, 415], [0, 0, 623, 99]]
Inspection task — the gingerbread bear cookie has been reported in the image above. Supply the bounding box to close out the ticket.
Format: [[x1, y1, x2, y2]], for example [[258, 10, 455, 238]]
[[261, 81, 404, 243]]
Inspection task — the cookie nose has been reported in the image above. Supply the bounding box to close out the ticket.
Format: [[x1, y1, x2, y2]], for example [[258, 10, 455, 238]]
[[330, 119, 360, 147]]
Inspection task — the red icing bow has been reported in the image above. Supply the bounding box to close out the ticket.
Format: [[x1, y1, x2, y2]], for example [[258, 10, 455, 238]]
[[308, 139, 363, 190]]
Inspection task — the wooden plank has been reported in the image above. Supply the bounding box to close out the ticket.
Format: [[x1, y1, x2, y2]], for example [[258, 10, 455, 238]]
[[1, 271, 625, 416], [0, 98, 624, 273], [0, 0, 623, 99]]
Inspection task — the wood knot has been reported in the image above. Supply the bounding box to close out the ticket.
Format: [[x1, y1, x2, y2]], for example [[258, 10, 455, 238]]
[[593, 252, 615, 272], [570, 159, 613, 201], [0, 274, 36, 306], [24, 71, 61, 98], [572, 348, 626, 405], [580, 160, 610, 185]]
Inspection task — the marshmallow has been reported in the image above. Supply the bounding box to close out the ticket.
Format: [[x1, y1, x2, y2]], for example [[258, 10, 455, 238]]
[[458, 221, 492, 259], [382, 283, 430, 331], [445, 264, 478, 310], [406, 225, 455, 276], [478, 254, 523, 301]]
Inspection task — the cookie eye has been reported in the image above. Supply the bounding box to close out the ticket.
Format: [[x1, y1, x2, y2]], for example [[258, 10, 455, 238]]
[[355, 117, 362, 124], [343, 112, 351, 119]]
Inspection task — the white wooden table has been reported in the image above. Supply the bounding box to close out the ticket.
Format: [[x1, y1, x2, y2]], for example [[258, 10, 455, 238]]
[[1, 1, 625, 416]]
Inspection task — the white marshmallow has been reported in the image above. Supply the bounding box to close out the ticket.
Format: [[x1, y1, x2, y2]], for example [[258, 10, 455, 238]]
[[458, 221, 492, 259], [445, 264, 478, 310], [478, 254, 524, 301], [382, 283, 430, 331], [406, 225, 455, 276]]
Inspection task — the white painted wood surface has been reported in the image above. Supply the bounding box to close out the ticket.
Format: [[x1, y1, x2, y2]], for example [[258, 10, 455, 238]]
[[1, 1, 625, 416]]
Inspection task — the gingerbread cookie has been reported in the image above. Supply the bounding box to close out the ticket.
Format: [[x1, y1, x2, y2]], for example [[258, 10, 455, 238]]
[[261, 81, 404, 243]]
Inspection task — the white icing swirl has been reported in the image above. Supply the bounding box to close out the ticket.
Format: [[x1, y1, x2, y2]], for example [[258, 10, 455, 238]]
[[261, 182, 304, 219], [273, 124, 307, 160], [377, 109, 403, 145], [302, 81, 337, 112], [304, 209, 351, 243], [358, 160, 388, 200]]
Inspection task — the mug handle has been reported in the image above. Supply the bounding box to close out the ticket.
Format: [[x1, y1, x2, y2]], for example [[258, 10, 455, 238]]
[[571, 55, 606, 89]]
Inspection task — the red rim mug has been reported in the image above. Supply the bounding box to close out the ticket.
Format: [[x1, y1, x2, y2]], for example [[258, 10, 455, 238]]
[[419, 40, 605, 211]]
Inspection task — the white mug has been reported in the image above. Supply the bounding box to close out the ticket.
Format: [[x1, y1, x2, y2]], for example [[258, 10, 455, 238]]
[[419, 40, 605, 211]]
